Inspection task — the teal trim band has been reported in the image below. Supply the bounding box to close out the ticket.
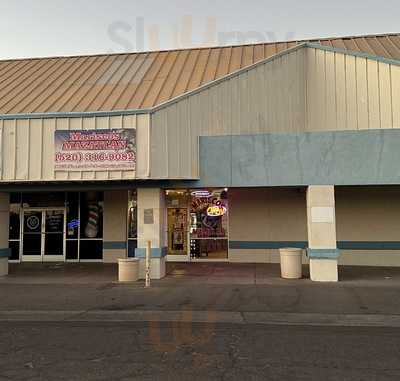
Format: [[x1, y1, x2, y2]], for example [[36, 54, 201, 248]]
[[103, 241, 127, 250], [229, 241, 308, 250], [230, 241, 400, 252], [307, 249, 341, 259], [338, 241, 400, 250], [135, 247, 168, 258], [0, 248, 11, 258]]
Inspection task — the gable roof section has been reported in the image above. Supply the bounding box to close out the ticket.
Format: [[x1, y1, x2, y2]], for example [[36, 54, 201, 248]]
[[0, 33, 399, 116], [152, 41, 400, 114]]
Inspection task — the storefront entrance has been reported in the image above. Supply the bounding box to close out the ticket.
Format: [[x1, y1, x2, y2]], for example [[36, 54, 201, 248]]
[[166, 189, 229, 262], [22, 209, 66, 262], [9, 192, 105, 262]]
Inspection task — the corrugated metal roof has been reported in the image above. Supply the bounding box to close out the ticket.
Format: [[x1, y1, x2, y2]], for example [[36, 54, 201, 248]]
[[0, 33, 399, 114]]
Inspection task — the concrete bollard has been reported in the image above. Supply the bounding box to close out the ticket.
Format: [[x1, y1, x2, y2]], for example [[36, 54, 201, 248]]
[[145, 240, 151, 287]]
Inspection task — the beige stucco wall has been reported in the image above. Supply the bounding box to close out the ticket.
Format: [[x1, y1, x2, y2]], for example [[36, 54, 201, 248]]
[[228, 188, 308, 263], [0, 113, 150, 182], [336, 187, 400, 266], [229, 187, 400, 266], [103, 190, 128, 263]]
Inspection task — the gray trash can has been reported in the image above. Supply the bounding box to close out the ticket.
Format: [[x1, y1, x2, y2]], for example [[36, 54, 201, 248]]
[[279, 248, 303, 279]]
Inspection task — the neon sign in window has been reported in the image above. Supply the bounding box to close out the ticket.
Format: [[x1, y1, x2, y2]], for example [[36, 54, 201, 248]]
[[207, 204, 227, 217]]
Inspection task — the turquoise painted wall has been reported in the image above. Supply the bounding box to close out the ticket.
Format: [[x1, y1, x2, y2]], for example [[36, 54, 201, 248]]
[[198, 130, 400, 187]]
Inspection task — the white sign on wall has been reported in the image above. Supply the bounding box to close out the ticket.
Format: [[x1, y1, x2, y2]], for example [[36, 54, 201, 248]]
[[311, 207, 335, 223]]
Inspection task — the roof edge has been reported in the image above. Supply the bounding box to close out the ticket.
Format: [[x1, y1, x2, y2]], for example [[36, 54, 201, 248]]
[[1, 32, 399, 62], [0, 108, 152, 121], [1, 42, 400, 121]]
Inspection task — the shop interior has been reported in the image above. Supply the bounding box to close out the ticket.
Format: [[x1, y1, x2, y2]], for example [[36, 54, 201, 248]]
[[166, 188, 229, 261]]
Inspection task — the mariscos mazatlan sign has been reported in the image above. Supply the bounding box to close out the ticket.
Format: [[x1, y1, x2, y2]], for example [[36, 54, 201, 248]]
[[54, 129, 136, 171]]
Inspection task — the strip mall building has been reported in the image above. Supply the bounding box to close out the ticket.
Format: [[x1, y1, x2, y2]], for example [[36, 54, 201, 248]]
[[1, 33, 400, 282]]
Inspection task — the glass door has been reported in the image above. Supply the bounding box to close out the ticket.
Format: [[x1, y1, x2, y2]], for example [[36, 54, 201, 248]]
[[165, 190, 191, 262], [44, 210, 65, 261], [22, 210, 42, 261], [22, 209, 65, 262], [167, 208, 189, 258]]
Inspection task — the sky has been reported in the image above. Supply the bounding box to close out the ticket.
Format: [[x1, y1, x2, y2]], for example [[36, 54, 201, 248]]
[[0, 0, 399, 60]]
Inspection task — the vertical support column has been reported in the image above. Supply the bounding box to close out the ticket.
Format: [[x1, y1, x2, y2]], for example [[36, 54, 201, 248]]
[[307, 186, 339, 282], [0, 193, 10, 276], [103, 190, 128, 263], [135, 188, 167, 279]]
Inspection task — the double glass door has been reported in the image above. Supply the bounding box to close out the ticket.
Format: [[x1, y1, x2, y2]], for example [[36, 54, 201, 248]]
[[22, 209, 65, 262]]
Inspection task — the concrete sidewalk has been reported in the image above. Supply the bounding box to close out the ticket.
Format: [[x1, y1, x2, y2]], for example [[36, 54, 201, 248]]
[[2, 262, 400, 326], [3, 261, 400, 286]]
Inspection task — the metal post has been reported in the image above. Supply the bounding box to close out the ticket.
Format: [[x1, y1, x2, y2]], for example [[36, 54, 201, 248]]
[[145, 240, 151, 287]]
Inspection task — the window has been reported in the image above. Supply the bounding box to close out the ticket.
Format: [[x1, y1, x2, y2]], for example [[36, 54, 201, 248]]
[[9, 194, 21, 260], [79, 192, 103, 260], [66, 192, 79, 259], [127, 190, 137, 257], [66, 192, 79, 240], [80, 192, 103, 240], [189, 189, 229, 259]]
